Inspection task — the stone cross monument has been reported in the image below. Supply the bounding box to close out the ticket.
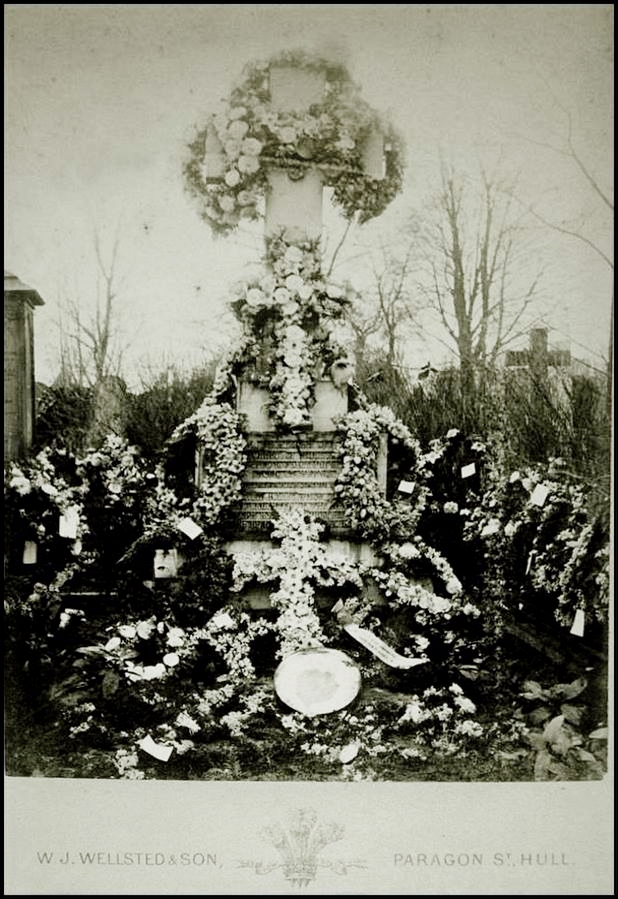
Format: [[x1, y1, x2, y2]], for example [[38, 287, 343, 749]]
[[199, 60, 388, 566]]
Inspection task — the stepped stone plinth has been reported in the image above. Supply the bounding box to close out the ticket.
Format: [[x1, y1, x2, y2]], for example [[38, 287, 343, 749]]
[[225, 432, 348, 537]]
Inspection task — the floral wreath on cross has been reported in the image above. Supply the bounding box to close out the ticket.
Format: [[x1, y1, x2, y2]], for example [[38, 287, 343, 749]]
[[183, 50, 406, 237]]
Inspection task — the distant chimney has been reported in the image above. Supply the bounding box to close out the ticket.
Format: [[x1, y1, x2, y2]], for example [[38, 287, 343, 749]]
[[529, 327, 548, 380]]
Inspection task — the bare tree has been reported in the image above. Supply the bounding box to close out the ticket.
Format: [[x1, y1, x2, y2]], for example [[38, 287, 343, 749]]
[[53, 226, 130, 445], [419, 165, 542, 397], [511, 108, 613, 416]]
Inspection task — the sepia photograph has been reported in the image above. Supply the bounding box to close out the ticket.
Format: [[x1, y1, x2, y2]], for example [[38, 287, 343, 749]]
[[4, 4, 613, 894]]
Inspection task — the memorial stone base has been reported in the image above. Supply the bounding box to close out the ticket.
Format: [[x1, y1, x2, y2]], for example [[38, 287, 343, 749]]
[[220, 377, 385, 611]]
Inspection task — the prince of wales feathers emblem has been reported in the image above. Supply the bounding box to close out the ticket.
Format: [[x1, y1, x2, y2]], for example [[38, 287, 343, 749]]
[[240, 807, 365, 887]]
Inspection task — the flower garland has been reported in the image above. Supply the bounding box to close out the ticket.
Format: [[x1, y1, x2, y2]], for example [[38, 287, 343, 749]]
[[215, 235, 352, 429], [184, 50, 405, 238], [170, 399, 248, 527], [333, 405, 428, 543]]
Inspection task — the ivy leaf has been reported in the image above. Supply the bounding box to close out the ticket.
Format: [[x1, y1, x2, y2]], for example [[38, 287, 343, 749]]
[[577, 749, 599, 765], [101, 670, 120, 699], [521, 680, 547, 700], [542, 714, 565, 742], [547, 759, 572, 780], [555, 677, 587, 700], [458, 665, 480, 681], [527, 732, 547, 752], [561, 703, 583, 726], [543, 715, 573, 755], [529, 706, 551, 725], [589, 727, 608, 740], [534, 748, 552, 781], [75, 645, 106, 656]]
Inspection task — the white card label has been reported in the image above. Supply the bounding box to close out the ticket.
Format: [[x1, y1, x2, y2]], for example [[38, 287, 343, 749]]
[[570, 608, 585, 637], [461, 463, 476, 479], [59, 506, 80, 539], [177, 517, 203, 540], [397, 480, 416, 494], [154, 549, 178, 579], [530, 484, 549, 507], [23, 540, 37, 564], [137, 735, 173, 762]]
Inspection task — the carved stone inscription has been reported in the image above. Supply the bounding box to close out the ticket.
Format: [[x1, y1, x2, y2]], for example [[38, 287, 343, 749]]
[[229, 433, 348, 534]]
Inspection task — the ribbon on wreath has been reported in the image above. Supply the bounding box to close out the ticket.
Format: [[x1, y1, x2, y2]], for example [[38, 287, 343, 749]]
[[332, 601, 427, 670]]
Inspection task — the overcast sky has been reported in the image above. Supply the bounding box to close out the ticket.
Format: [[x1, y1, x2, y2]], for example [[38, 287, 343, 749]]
[[5, 4, 613, 387]]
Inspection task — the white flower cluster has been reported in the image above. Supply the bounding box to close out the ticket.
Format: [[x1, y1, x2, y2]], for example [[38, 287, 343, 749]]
[[185, 52, 404, 237], [229, 238, 349, 428], [231, 508, 368, 656], [396, 685, 483, 752], [172, 400, 247, 527]]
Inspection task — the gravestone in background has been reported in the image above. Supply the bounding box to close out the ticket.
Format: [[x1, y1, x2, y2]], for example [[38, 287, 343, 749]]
[[4, 271, 44, 460]]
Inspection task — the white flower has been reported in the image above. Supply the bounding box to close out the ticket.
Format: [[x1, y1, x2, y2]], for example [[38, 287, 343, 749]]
[[283, 245, 304, 268], [163, 652, 180, 667], [445, 577, 462, 595], [237, 189, 255, 206], [443, 501, 459, 514], [454, 695, 477, 714], [166, 627, 186, 647], [285, 274, 304, 294], [259, 274, 276, 293], [335, 134, 355, 151], [280, 299, 299, 316], [481, 518, 501, 538], [227, 119, 249, 140], [175, 711, 200, 734], [455, 720, 484, 738], [504, 521, 518, 538], [209, 611, 236, 631], [398, 542, 419, 560], [273, 287, 291, 305], [9, 474, 31, 495], [142, 663, 167, 680], [446, 428, 460, 439], [228, 105, 247, 120], [462, 602, 480, 617], [218, 194, 236, 212], [241, 136, 263, 156], [246, 287, 266, 307], [136, 619, 156, 640], [224, 168, 241, 187], [298, 283, 314, 300], [118, 625, 137, 639], [400, 701, 426, 724], [326, 284, 344, 299], [223, 139, 242, 159], [237, 155, 260, 174], [279, 125, 297, 143]]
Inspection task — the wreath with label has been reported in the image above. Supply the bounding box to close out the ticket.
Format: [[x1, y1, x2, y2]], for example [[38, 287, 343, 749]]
[[184, 50, 406, 237]]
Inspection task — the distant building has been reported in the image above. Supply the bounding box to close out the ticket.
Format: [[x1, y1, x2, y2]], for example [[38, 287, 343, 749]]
[[4, 271, 44, 460]]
